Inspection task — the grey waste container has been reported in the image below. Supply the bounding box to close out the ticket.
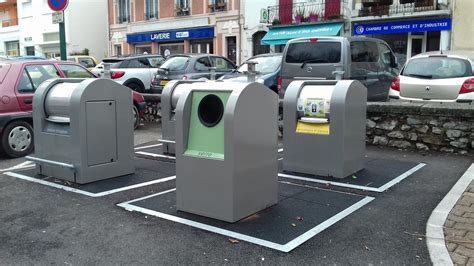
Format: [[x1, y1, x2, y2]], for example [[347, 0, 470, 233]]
[[175, 81, 278, 223], [283, 80, 367, 179], [28, 78, 135, 184]]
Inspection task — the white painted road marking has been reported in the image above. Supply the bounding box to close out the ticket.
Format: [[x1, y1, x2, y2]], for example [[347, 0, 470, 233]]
[[3, 171, 176, 197], [118, 187, 374, 253], [279, 163, 425, 193]]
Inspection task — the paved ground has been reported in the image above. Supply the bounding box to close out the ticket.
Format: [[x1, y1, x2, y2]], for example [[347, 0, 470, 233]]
[[445, 180, 474, 265], [0, 122, 473, 264]]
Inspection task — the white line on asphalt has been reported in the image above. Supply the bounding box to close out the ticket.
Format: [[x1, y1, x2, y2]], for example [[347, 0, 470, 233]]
[[278, 148, 284, 153], [0, 161, 36, 173], [426, 163, 474, 266], [135, 151, 176, 160], [282, 196, 374, 252], [117, 187, 374, 253], [278, 163, 425, 193], [3, 171, 176, 197], [376, 163, 426, 191], [134, 143, 163, 151]]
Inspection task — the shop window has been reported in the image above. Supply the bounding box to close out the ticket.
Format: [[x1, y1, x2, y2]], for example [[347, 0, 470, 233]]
[[5, 41, 20, 56], [160, 43, 184, 57], [190, 40, 213, 54], [145, 0, 159, 20], [135, 46, 152, 55]]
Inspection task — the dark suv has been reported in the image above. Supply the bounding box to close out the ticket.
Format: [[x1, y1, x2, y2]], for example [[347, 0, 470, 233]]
[[150, 54, 236, 94]]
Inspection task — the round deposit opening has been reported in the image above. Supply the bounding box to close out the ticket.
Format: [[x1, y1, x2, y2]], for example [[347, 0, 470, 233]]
[[198, 94, 224, 127]]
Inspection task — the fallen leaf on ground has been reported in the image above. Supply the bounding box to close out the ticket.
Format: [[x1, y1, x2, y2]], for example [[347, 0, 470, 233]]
[[228, 238, 240, 244]]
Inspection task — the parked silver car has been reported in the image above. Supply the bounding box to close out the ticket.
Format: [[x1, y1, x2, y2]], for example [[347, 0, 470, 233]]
[[389, 51, 474, 103]]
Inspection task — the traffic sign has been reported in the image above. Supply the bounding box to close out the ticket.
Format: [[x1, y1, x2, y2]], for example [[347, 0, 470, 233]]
[[52, 11, 64, 24], [48, 0, 68, 12]]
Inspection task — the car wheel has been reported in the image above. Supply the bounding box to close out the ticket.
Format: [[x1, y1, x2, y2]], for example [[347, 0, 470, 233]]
[[133, 105, 140, 129], [1, 120, 34, 158], [127, 82, 144, 93]]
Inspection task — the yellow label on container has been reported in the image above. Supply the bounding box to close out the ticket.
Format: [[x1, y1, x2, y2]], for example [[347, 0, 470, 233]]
[[296, 121, 330, 135]]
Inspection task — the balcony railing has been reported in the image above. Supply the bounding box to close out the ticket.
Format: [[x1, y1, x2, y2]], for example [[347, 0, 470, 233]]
[[267, 0, 348, 26], [208, 1, 227, 13], [1, 18, 18, 28], [358, 0, 437, 17]]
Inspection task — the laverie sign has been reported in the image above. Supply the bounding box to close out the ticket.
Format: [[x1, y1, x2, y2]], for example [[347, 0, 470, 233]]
[[128, 27, 214, 44]]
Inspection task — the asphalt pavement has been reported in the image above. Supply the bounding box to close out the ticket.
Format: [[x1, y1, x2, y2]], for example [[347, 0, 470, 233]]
[[0, 122, 472, 264]]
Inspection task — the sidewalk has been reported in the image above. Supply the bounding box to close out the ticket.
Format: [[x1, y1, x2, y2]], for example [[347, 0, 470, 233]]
[[445, 180, 474, 265]]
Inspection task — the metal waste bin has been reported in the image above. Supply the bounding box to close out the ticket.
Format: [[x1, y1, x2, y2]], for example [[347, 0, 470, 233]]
[[175, 81, 278, 222], [28, 78, 135, 184], [160, 80, 204, 155], [283, 80, 367, 179]]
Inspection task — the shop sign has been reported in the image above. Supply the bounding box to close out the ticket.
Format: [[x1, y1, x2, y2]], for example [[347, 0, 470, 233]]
[[127, 27, 214, 44], [354, 18, 451, 36]]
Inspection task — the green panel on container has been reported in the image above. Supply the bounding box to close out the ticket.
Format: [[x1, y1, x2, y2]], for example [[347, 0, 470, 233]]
[[184, 91, 230, 160]]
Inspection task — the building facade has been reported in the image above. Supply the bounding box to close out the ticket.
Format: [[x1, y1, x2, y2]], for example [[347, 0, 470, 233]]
[[242, 0, 351, 61], [0, 0, 19, 56], [350, 0, 452, 66], [108, 0, 243, 64], [0, 0, 108, 59]]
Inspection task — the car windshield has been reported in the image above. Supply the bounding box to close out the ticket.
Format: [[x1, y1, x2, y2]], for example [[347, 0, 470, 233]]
[[238, 55, 282, 74], [160, 56, 189, 71], [402, 57, 472, 79]]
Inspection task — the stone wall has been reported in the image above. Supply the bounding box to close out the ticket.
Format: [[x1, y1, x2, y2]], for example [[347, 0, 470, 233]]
[[142, 95, 161, 123], [367, 102, 474, 154]]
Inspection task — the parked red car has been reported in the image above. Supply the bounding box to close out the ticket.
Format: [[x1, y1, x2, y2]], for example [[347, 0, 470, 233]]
[[0, 59, 146, 158]]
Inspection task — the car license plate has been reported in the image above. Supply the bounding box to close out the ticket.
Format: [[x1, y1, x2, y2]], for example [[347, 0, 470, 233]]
[[159, 80, 169, 86]]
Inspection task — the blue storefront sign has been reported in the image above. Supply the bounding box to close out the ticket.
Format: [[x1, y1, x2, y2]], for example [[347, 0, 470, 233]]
[[354, 18, 451, 36], [127, 27, 214, 44]]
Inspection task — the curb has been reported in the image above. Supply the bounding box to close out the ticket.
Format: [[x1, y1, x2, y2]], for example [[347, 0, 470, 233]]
[[426, 163, 474, 266]]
